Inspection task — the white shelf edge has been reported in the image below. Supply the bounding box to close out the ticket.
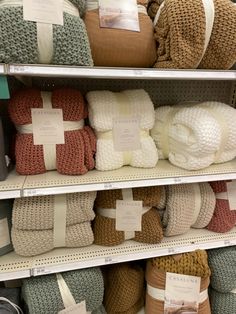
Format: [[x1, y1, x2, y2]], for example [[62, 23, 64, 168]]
[[7, 64, 236, 80], [0, 270, 30, 281], [0, 189, 22, 200], [0, 64, 6, 74]]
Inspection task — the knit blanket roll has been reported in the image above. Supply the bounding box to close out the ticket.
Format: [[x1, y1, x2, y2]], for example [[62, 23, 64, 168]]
[[9, 88, 96, 175], [87, 89, 158, 171], [207, 181, 236, 232], [162, 183, 216, 236], [151, 102, 236, 170], [210, 288, 236, 314], [0, 1, 93, 65], [22, 267, 105, 314], [149, 0, 236, 69]]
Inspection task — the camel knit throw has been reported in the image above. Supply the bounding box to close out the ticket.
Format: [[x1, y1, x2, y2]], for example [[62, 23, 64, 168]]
[[0, 0, 93, 65], [12, 191, 96, 256], [207, 181, 236, 233], [151, 101, 236, 170], [103, 262, 144, 314], [162, 183, 215, 236], [8, 88, 96, 175], [22, 267, 105, 314], [145, 250, 211, 314], [87, 89, 158, 171], [148, 0, 236, 69]]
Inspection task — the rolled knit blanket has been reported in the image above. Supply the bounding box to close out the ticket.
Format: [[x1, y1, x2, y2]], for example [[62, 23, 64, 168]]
[[22, 267, 105, 314], [87, 89, 158, 171], [162, 183, 216, 236], [8, 88, 96, 175], [12, 191, 96, 256], [0, 0, 93, 65], [84, 0, 156, 67], [93, 186, 164, 246], [151, 102, 236, 170], [148, 0, 236, 69], [207, 181, 236, 233], [145, 250, 211, 314], [103, 262, 144, 314]]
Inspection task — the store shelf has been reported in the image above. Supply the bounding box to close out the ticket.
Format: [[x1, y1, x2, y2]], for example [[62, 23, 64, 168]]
[[0, 170, 25, 199], [7, 64, 236, 80], [0, 228, 236, 281]]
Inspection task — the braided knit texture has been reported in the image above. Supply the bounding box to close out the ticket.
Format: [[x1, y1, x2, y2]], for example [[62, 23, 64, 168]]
[[9, 88, 96, 175], [210, 289, 236, 314], [103, 263, 144, 314], [0, 4, 93, 65], [149, 0, 236, 69], [207, 181, 236, 232], [22, 267, 104, 314], [87, 89, 158, 171]]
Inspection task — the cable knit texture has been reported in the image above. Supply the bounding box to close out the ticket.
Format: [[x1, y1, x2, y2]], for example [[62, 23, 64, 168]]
[[12, 192, 96, 256], [93, 187, 164, 245], [22, 268, 105, 314], [103, 263, 144, 314], [87, 89, 158, 171], [148, 0, 236, 69], [8, 88, 96, 175], [151, 102, 236, 170], [0, 2, 93, 65], [145, 250, 211, 314], [207, 181, 236, 232]]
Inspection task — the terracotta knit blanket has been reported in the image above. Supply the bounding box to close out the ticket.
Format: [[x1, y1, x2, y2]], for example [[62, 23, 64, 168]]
[[9, 88, 96, 175], [151, 102, 236, 170], [87, 89, 158, 171], [93, 186, 164, 246], [0, 0, 93, 65], [148, 0, 236, 69], [145, 250, 211, 314], [12, 191, 96, 256], [84, 0, 156, 67], [162, 183, 215, 236]]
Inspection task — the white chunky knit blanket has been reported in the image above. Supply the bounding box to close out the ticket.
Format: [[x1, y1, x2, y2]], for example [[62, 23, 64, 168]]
[[151, 101, 236, 170], [87, 89, 158, 171]]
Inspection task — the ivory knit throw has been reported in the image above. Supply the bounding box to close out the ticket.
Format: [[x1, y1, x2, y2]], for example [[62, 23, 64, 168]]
[[87, 89, 158, 171], [8, 88, 96, 175], [148, 0, 236, 69], [0, 0, 93, 65], [151, 102, 236, 170]]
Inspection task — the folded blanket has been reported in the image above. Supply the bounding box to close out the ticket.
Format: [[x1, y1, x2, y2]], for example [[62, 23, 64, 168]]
[[0, 287, 22, 314], [0, 0, 93, 65], [210, 288, 236, 314], [87, 89, 158, 171], [148, 0, 236, 69], [151, 102, 236, 170], [103, 263, 144, 314], [22, 267, 105, 314], [84, 0, 156, 67], [9, 88, 96, 175], [93, 186, 164, 245], [162, 183, 215, 236], [207, 181, 236, 233], [145, 250, 211, 314]]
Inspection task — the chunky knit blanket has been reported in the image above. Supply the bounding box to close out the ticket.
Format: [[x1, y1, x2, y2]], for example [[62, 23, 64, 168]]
[[161, 183, 215, 236], [87, 89, 158, 171], [12, 191, 96, 256], [22, 267, 105, 314], [103, 263, 144, 314], [0, 0, 93, 65], [145, 250, 211, 314], [148, 0, 236, 69], [151, 102, 236, 170], [9, 88, 96, 175], [93, 186, 164, 246]]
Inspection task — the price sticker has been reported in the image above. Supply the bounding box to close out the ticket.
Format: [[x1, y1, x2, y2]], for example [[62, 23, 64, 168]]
[[104, 183, 114, 190], [104, 256, 117, 264]]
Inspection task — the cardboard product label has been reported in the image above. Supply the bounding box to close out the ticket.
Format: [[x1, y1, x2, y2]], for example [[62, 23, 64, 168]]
[[116, 200, 142, 231], [226, 181, 236, 210], [98, 0, 140, 32], [113, 116, 141, 152], [31, 108, 65, 145], [164, 272, 201, 314], [23, 0, 63, 25], [58, 300, 90, 314], [0, 218, 10, 248]]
